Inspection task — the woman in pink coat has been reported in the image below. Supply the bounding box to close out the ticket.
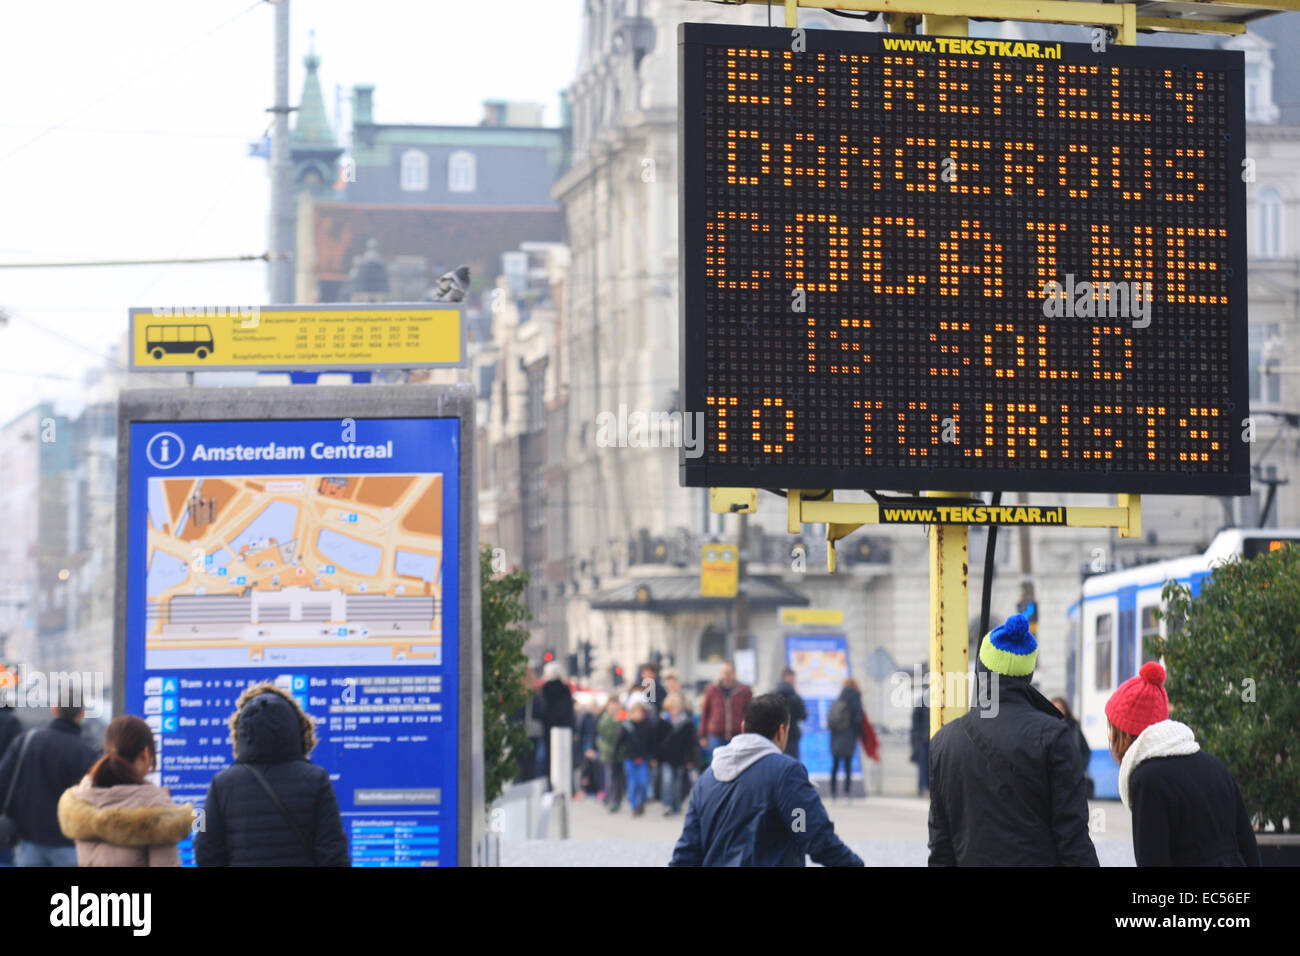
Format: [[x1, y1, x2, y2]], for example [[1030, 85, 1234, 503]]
[[57, 715, 193, 866]]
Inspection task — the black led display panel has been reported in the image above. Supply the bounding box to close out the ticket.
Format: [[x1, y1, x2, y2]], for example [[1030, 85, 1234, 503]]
[[679, 24, 1249, 495]]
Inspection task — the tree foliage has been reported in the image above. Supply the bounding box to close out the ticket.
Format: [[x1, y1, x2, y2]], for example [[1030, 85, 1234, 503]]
[[480, 546, 533, 807], [1157, 546, 1300, 832]]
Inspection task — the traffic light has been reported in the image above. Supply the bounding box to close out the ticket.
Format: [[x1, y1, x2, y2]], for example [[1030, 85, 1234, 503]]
[[610, 663, 624, 687], [566, 653, 579, 679], [580, 641, 593, 678], [1017, 584, 1039, 636], [542, 649, 555, 664]]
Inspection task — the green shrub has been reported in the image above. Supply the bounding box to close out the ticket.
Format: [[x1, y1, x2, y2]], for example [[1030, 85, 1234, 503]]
[[1157, 546, 1300, 832], [480, 546, 532, 806]]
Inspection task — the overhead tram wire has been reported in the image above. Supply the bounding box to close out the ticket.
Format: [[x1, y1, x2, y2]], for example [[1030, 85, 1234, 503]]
[[0, 0, 264, 165], [0, 253, 272, 269]]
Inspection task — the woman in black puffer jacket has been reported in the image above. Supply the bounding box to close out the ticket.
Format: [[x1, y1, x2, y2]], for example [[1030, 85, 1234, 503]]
[[194, 682, 349, 866]]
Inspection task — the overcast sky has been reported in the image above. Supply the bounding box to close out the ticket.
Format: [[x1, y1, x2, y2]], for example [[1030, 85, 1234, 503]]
[[0, 0, 583, 422]]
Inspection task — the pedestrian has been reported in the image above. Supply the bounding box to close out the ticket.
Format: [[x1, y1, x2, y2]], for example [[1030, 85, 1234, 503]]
[[1105, 661, 1260, 866], [0, 700, 20, 764], [670, 693, 863, 866], [576, 699, 602, 798], [638, 662, 666, 718], [662, 668, 691, 715], [0, 698, 98, 867], [927, 613, 1098, 866], [539, 662, 575, 786], [596, 696, 625, 811], [656, 692, 700, 816], [0, 697, 21, 867], [827, 678, 866, 800], [617, 700, 658, 817], [57, 715, 193, 867], [522, 671, 546, 781], [910, 677, 931, 798], [194, 682, 349, 866], [773, 668, 807, 761], [1052, 695, 1093, 799], [698, 661, 752, 761]]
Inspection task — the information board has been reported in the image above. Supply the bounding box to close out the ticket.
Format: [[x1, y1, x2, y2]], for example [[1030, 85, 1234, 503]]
[[680, 24, 1249, 495], [784, 633, 856, 778], [128, 303, 464, 372], [114, 387, 480, 866]]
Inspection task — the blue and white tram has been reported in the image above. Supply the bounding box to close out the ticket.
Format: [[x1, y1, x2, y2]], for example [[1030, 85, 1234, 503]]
[[1067, 529, 1300, 799]]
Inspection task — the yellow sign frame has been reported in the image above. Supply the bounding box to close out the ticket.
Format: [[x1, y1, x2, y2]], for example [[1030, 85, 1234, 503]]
[[128, 303, 464, 372]]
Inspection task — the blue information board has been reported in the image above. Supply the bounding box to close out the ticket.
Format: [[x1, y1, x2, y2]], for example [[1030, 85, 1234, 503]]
[[123, 416, 460, 866], [784, 633, 858, 778]]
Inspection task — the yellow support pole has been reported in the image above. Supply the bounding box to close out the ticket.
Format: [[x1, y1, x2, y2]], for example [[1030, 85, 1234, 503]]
[[921, 13, 968, 36], [785, 0, 798, 28], [927, 490, 969, 737]]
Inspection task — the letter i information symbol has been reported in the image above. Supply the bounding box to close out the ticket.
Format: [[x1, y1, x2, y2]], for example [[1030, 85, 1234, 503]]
[[146, 431, 185, 470]]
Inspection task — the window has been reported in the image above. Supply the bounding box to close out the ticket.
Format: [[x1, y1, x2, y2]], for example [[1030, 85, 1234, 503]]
[[400, 150, 428, 191], [1094, 613, 1113, 691], [698, 625, 726, 662], [1257, 187, 1284, 258], [1117, 607, 1135, 684], [1140, 604, 1162, 664], [1249, 322, 1282, 406], [448, 151, 476, 192]]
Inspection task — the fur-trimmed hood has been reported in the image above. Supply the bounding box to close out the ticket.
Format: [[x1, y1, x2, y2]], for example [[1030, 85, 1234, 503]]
[[58, 777, 194, 847], [228, 681, 318, 762]]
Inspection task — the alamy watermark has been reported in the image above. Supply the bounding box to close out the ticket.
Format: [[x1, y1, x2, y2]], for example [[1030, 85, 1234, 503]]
[[890, 666, 1000, 717], [0, 667, 105, 717], [151, 304, 261, 329], [595, 404, 706, 459], [1041, 274, 1152, 328]]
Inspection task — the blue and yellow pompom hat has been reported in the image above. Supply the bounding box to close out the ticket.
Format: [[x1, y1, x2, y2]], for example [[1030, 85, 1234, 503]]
[[978, 613, 1038, 677]]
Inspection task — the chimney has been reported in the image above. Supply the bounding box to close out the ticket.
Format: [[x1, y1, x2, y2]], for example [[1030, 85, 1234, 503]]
[[352, 84, 374, 126]]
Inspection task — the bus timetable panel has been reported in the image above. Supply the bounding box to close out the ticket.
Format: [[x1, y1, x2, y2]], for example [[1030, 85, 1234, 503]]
[[680, 24, 1249, 495]]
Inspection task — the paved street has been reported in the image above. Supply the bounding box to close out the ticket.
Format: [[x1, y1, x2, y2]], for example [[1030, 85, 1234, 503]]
[[501, 793, 1136, 866]]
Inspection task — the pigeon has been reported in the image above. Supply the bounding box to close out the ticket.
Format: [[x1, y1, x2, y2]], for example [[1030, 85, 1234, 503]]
[[430, 265, 470, 302]]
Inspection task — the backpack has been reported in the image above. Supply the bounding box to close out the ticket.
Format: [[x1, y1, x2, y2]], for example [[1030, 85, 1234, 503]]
[[827, 698, 851, 732]]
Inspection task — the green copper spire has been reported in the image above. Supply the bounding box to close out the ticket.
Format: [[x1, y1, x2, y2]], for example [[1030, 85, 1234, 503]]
[[292, 30, 335, 150]]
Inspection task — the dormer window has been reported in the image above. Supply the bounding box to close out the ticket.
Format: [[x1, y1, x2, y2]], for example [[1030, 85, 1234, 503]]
[[1257, 186, 1285, 258], [1225, 34, 1279, 124], [448, 151, 476, 192], [400, 150, 428, 191]]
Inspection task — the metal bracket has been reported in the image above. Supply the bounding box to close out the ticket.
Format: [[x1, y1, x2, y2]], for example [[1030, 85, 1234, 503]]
[[709, 487, 758, 514]]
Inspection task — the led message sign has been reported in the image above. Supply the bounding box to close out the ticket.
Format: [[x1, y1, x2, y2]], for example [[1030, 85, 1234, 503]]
[[679, 24, 1249, 495]]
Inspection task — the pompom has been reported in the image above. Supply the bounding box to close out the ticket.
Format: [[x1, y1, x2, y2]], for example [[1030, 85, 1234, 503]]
[[1139, 660, 1166, 687], [1003, 613, 1029, 636]]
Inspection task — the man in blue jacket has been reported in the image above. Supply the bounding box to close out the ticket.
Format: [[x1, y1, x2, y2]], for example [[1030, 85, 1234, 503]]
[[669, 693, 863, 867]]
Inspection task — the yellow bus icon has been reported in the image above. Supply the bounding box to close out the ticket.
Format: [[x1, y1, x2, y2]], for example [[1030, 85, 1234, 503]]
[[146, 324, 215, 360]]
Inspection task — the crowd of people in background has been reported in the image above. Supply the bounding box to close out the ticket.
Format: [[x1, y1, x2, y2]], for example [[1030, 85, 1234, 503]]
[[514, 658, 886, 815]]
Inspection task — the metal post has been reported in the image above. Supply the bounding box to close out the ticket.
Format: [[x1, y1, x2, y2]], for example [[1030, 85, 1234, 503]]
[[733, 511, 750, 651], [928, 490, 969, 737], [269, 0, 294, 304], [548, 726, 572, 838]]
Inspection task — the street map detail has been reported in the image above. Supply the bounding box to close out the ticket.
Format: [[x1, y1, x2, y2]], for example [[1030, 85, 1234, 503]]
[[146, 473, 443, 666]]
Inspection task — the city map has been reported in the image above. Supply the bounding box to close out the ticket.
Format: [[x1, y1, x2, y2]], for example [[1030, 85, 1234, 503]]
[[145, 473, 443, 662]]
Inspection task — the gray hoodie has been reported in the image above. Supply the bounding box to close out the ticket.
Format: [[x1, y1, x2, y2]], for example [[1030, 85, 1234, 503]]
[[709, 732, 783, 782]]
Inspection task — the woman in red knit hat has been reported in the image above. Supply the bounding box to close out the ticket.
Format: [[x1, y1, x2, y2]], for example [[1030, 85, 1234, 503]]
[[1105, 661, 1260, 866]]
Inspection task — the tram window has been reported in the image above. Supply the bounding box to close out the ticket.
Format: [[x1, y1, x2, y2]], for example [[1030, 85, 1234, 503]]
[[1118, 609, 1135, 684], [1095, 614, 1113, 691], [1140, 605, 1162, 664]]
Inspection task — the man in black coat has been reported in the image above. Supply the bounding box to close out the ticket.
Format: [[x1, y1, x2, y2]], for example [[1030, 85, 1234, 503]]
[[773, 669, 807, 761], [195, 683, 349, 866], [0, 705, 98, 866], [928, 613, 1098, 867]]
